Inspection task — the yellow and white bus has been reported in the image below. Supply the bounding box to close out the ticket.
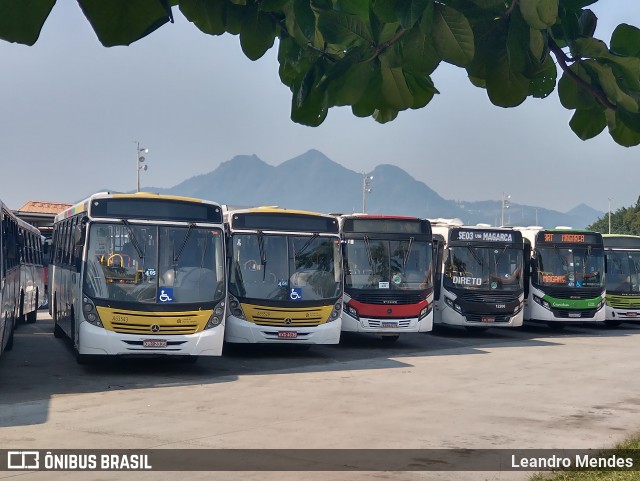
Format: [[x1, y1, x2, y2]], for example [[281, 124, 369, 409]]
[[50, 192, 226, 363], [225, 207, 342, 345], [1, 201, 45, 358]]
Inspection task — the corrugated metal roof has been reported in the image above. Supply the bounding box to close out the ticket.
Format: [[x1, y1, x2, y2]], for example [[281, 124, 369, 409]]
[[16, 201, 72, 215]]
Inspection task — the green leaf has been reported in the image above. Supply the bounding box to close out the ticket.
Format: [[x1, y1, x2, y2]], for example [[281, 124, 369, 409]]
[[317, 10, 374, 47], [180, 0, 225, 36], [78, 0, 173, 47], [557, 65, 596, 109], [240, 7, 277, 60], [0, 0, 55, 45], [611, 24, 640, 58], [577, 9, 597, 38], [395, 0, 428, 30], [373, 0, 398, 23], [486, 52, 529, 107], [529, 55, 556, 98], [609, 110, 640, 146], [291, 61, 329, 126], [225, 2, 245, 35], [326, 59, 374, 106], [379, 66, 413, 110], [572, 37, 608, 58], [584, 60, 639, 113], [519, 0, 558, 30], [432, 3, 474, 67], [335, 0, 369, 17], [259, 0, 289, 12], [529, 28, 545, 61], [569, 107, 606, 140], [401, 26, 440, 75], [373, 108, 399, 123], [293, 0, 316, 42], [405, 72, 438, 108]]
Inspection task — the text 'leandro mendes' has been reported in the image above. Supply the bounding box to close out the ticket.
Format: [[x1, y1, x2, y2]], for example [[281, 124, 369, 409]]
[[511, 454, 634, 469]]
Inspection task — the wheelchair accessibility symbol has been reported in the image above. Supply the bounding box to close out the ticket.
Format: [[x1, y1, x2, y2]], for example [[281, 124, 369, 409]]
[[158, 287, 174, 303], [290, 288, 302, 301]]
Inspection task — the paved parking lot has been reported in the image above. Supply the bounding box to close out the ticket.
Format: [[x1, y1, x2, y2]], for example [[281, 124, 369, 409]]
[[2, 312, 640, 480]]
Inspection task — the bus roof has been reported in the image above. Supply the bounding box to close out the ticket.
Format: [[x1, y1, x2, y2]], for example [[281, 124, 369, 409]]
[[55, 192, 222, 223], [226, 206, 339, 234], [603, 234, 640, 249]]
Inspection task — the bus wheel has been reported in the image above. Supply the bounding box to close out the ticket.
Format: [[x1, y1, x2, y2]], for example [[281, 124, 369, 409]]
[[547, 322, 565, 330], [26, 292, 38, 323], [605, 320, 622, 328], [465, 326, 489, 334], [5, 315, 15, 351], [381, 335, 400, 342]]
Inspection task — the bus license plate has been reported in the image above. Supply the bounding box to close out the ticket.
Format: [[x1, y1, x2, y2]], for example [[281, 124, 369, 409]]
[[381, 321, 398, 328], [278, 331, 298, 339], [568, 313, 581, 318], [143, 339, 167, 348], [481, 317, 495, 323]]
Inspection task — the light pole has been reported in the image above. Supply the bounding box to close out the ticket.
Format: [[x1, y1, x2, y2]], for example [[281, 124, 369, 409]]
[[501, 192, 511, 226], [608, 197, 612, 234], [136, 141, 149, 192], [362, 173, 373, 213]]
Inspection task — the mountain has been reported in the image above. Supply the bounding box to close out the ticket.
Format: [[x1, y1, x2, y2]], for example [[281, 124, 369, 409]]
[[140, 149, 602, 228]]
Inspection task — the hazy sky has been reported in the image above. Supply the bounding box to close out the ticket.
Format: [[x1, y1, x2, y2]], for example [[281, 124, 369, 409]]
[[1, 1, 639, 214]]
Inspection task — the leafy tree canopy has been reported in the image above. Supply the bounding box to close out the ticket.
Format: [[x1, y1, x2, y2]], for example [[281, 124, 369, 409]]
[[590, 197, 640, 235], [2, 0, 640, 146]]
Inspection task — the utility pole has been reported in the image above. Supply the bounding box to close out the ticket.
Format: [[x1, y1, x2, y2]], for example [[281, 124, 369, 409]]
[[501, 192, 511, 226], [136, 141, 149, 192], [362, 173, 373, 213]]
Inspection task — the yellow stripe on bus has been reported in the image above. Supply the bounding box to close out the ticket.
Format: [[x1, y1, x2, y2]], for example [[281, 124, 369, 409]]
[[97, 307, 212, 335], [241, 303, 333, 327]]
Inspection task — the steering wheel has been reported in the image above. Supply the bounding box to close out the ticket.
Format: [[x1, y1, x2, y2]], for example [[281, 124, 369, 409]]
[[244, 260, 258, 271]]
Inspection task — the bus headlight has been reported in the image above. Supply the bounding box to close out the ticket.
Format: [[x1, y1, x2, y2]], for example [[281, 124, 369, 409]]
[[227, 294, 246, 320], [345, 303, 359, 320], [205, 299, 225, 329], [419, 306, 430, 320], [533, 295, 551, 310], [327, 302, 342, 323], [82, 296, 103, 328], [444, 297, 462, 313], [597, 299, 605, 311]]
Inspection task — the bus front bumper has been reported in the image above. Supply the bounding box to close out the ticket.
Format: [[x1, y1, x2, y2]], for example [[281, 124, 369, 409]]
[[341, 312, 432, 333], [225, 316, 341, 344], [78, 320, 224, 356]]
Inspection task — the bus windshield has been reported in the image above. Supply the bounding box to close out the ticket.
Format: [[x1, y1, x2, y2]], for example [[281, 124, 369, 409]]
[[444, 245, 523, 291], [344, 238, 433, 290], [535, 246, 605, 288], [606, 250, 640, 293], [229, 233, 341, 302], [83, 223, 225, 304]]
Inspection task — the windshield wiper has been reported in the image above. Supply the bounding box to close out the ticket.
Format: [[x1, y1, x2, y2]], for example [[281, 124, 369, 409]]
[[121, 220, 145, 260], [402, 237, 415, 269], [467, 244, 484, 267], [257, 231, 267, 280], [174, 223, 196, 264], [295, 233, 319, 258], [363, 235, 376, 274]]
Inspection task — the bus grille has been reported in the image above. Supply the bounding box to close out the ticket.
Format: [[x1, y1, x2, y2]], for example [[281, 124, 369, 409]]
[[110, 322, 199, 335], [465, 314, 510, 323], [457, 292, 518, 303], [242, 304, 332, 327], [349, 291, 426, 305], [606, 295, 640, 309], [553, 309, 597, 319], [548, 290, 600, 300]]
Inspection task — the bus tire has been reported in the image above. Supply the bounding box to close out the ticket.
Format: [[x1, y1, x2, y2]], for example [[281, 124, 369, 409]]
[[604, 320, 622, 328], [53, 297, 65, 339], [18, 292, 25, 324], [26, 292, 38, 323], [381, 335, 400, 342], [5, 315, 15, 351]]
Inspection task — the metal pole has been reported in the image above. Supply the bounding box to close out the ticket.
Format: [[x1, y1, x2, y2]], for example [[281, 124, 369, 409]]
[[362, 173, 366, 213], [608, 197, 612, 234], [136, 141, 140, 193], [501, 192, 504, 226]]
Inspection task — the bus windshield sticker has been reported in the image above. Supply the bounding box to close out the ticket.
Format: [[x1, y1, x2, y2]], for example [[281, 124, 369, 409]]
[[278, 279, 288, 287], [379, 281, 390, 289], [491, 281, 497, 289], [158, 287, 174, 303], [144, 268, 156, 278], [289, 288, 302, 300], [392, 274, 402, 285]]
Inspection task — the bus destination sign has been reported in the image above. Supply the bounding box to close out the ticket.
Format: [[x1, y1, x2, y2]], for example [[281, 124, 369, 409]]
[[537, 232, 602, 245], [451, 229, 520, 244]]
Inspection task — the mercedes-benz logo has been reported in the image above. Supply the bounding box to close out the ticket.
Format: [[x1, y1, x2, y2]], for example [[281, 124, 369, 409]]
[[151, 324, 160, 333], [284, 318, 293, 325]]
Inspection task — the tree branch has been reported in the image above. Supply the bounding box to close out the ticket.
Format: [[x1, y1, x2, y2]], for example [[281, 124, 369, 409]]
[[548, 37, 617, 111]]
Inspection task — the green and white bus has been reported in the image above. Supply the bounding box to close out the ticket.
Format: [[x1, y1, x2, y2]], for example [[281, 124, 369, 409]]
[[515, 227, 606, 327], [603, 234, 640, 326], [50, 192, 226, 363]]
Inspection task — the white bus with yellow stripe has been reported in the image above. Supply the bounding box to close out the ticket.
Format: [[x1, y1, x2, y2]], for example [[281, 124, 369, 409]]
[[225, 207, 342, 345], [50, 192, 226, 363]]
